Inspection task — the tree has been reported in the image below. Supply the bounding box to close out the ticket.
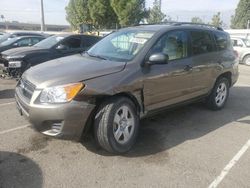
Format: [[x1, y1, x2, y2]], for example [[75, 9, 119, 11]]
[[88, 0, 118, 29], [211, 12, 223, 27], [110, 0, 147, 27], [191, 17, 204, 24], [147, 0, 166, 24], [231, 0, 250, 29], [65, 0, 92, 30]]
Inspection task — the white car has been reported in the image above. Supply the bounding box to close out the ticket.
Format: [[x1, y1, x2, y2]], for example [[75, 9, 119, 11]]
[[231, 37, 250, 65]]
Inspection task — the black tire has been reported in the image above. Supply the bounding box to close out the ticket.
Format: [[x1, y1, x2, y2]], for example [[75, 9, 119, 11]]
[[243, 55, 250, 66], [206, 77, 230, 110], [94, 97, 139, 154]]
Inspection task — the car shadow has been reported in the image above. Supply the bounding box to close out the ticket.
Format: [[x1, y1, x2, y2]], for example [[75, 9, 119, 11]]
[[82, 86, 250, 157], [0, 151, 43, 188], [0, 89, 15, 99]]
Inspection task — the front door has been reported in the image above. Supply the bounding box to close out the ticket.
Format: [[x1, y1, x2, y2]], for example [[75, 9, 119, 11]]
[[143, 30, 193, 111]]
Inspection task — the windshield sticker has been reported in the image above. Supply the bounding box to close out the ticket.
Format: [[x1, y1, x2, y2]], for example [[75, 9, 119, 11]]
[[130, 37, 147, 44]]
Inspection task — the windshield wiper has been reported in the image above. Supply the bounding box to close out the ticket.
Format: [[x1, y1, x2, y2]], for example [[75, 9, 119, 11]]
[[85, 51, 107, 60]]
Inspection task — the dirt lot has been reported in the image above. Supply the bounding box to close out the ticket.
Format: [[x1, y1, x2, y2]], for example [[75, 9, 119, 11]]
[[0, 65, 250, 188]]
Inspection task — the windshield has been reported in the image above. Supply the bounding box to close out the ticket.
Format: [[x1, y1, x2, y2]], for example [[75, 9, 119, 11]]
[[34, 35, 64, 49], [0, 37, 18, 46], [87, 30, 155, 61], [0, 33, 11, 44], [243, 39, 250, 47]]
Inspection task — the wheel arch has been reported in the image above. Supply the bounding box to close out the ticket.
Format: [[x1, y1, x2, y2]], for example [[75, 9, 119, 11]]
[[217, 71, 232, 87]]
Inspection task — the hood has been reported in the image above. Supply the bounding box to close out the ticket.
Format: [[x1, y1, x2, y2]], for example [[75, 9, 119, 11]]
[[2, 46, 48, 57], [23, 54, 126, 89], [0, 45, 11, 53]]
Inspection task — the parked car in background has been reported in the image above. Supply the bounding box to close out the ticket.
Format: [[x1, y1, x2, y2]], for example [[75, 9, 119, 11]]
[[1, 34, 100, 77], [0, 32, 47, 44], [231, 37, 250, 65], [0, 36, 45, 53], [15, 23, 238, 154]]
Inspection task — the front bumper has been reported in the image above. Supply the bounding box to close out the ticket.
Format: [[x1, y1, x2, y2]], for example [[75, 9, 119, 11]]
[[15, 87, 95, 141]]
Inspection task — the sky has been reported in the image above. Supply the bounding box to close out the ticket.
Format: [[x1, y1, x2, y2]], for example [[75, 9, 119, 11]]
[[0, 0, 240, 26]]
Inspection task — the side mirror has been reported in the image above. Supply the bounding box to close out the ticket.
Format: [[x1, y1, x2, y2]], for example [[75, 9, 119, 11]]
[[56, 44, 67, 50], [146, 53, 168, 66]]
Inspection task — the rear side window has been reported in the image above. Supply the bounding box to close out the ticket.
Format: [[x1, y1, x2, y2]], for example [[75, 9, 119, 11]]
[[214, 32, 231, 51], [190, 31, 214, 55]]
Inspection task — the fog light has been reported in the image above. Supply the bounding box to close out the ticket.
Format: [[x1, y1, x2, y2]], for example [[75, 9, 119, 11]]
[[42, 121, 63, 136]]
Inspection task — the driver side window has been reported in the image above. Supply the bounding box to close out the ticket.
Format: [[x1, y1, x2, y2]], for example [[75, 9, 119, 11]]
[[59, 37, 81, 49], [151, 31, 188, 61], [16, 38, 31, 47]]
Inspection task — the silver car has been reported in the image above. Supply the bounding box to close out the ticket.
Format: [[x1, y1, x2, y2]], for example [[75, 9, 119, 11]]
[[231, 37, 250, 65]]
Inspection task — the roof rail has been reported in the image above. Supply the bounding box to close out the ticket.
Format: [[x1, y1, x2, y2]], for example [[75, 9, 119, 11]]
[[139, 21, 224, 31]]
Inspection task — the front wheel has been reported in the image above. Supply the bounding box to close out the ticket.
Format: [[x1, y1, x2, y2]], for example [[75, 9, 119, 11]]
[[206, 77, 230, 110], [94, 97, 139, 154], [243, 55, 250, 66]]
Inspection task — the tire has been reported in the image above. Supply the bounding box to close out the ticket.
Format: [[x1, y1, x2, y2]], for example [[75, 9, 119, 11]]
[[94, 97, 139, 154], [243, 55, 250, 66], [206, 77, 230, 110]]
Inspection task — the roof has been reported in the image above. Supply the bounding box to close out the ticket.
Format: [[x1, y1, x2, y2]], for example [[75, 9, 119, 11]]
[[122, 22, 225, 33]]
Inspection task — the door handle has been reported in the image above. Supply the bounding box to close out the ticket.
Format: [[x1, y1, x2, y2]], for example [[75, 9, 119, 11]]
[[184, 65, 193, 71]]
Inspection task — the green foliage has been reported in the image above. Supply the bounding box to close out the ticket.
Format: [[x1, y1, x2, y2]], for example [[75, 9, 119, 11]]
[[211, 12, 223, 27], [110, 0, 147, 27], [191, 17, 204, 24], [147, 0, 166, 24], [65, 0, 92, 30], [88, 0, 118, 29], [66, 0, 147, 29], [231, 0, 250, 29]]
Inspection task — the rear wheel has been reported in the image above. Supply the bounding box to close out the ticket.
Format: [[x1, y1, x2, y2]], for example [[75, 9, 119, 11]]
[[243, 55, 250, 66], [94, 97, 139, 154], [206, 77, 230, 110]]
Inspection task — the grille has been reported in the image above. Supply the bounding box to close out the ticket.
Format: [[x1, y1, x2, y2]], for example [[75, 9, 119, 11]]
[[18, 79, 36, 100]]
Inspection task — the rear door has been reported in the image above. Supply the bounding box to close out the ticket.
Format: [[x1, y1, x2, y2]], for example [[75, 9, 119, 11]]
[[143, 30, 194, 111], [189, 30, 218, 97]]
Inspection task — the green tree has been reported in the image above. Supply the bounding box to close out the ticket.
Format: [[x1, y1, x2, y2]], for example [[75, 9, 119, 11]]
[[211, 12, 223, 27], [231, 0, 250, 29], [65, 0, 92, 30], [110, 0, 147, 27], [191, 17, 204, 24], [147, 0, 166, 24], [88, 0, 118, 29]]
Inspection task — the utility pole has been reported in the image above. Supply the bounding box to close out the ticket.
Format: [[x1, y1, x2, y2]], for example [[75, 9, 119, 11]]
[[40, 0, 45, 32]]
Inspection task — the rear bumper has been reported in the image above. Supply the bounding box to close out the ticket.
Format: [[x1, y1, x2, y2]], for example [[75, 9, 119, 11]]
[[15, 87, 95, 141]]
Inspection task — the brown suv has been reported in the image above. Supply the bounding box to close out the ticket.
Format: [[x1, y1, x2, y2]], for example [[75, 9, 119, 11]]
[[15, 23, 239, 154]]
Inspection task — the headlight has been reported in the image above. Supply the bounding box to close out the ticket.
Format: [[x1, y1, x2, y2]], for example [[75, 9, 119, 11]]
[[8, 61, 22, 68], [40, 83, 84, 103]]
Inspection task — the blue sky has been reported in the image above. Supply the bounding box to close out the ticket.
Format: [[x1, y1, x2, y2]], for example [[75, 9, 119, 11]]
[[0, 0, 240, 25]]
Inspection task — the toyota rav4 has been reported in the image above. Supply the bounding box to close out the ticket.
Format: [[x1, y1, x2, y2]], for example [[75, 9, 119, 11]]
[[15, 23, 239, 154]]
